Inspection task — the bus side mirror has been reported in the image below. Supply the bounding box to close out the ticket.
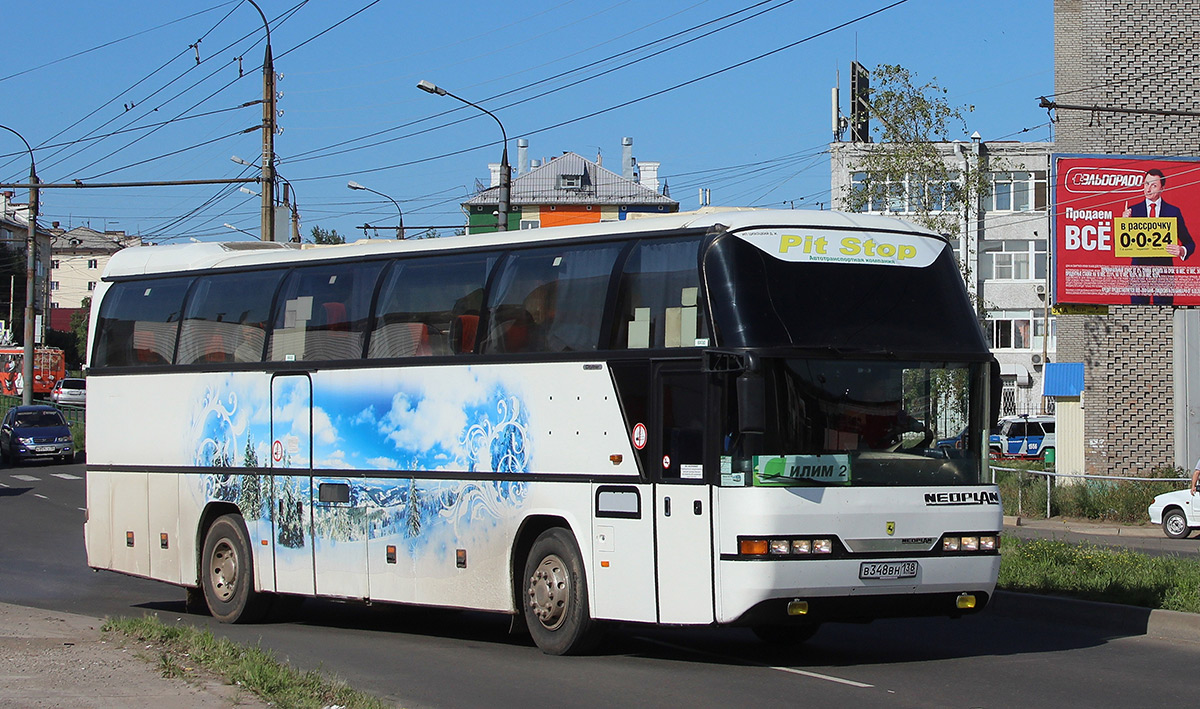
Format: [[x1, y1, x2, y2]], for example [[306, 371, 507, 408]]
[[737, 372, 765, 434], [989, 359, 1002, 428]]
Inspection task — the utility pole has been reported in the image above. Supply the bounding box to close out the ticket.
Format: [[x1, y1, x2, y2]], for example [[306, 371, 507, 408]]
[[246, 0, 276, 242]]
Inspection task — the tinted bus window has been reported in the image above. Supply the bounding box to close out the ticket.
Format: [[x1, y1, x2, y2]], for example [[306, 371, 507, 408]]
[[177, 270, 284, 364], [93, 278, 193, 367], [268, 261, 385, 362], [481, 243, 621, 354], [368, 253, 496, 357], [612, 237, 707, 349]]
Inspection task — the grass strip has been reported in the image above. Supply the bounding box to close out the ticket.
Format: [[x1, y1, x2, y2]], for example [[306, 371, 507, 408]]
[[998, 535, 1200, 613], [103, 615, 391, 709]]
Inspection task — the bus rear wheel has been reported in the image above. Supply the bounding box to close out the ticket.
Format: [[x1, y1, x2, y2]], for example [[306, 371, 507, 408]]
[[201, 514, 270, 623], [522, 528, 601, 655]]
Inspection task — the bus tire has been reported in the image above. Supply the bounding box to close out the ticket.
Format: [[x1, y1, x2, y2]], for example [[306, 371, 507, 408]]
[[522, 528, 601, 655], [201, 514, 270, 623], [752, 623, 820, 646], [1163, 508, 1191, 539]]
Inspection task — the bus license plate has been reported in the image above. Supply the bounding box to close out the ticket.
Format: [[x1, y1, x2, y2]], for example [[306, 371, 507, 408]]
[[859, 561, 918, 579]]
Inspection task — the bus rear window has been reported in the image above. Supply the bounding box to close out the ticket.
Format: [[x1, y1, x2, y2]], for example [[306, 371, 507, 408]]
[[93, 278, 193, 367]]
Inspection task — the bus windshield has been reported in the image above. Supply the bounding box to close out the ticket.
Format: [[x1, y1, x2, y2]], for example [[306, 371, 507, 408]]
[[704, 230, 986, 355], [725, 358, 988, 488]]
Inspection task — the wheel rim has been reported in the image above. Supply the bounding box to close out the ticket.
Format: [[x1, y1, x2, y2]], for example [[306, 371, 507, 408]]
[[528, 553, 571, 631], [210, 538, 239, 602], [1167, 514, 1186, 536]]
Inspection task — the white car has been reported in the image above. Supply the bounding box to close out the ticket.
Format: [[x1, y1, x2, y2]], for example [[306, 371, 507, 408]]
[[1148, 489, 1198, 539]]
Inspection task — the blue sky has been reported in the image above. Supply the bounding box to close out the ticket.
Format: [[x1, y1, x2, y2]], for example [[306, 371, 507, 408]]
[[0, 1, 1052, 243]]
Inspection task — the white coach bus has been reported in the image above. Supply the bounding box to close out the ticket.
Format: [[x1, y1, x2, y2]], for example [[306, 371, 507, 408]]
[[84, 209, 1001, 654]]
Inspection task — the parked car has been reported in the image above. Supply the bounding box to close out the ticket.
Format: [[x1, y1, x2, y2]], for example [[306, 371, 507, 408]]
[[936, 427, 968, 450], [989, 414, 1055, 461], [0, 405, 74, 465], [50, 377, 86, 406], [1149, 489, 1197, 539]]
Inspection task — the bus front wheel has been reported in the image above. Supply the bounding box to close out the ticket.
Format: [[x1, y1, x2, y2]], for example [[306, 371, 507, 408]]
[[522, 528, 601, 655], [201, 514, 270, 623]]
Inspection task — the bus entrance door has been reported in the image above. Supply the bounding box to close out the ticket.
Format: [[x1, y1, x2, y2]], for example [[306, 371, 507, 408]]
[[270, 373, 315, 596], [653, 367, 715, 624]]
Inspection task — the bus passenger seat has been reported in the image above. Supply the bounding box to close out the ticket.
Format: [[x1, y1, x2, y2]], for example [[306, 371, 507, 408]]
[[450, 315, 478, 354], [322, 302, 349, 331], [202, 334, 228, 363]]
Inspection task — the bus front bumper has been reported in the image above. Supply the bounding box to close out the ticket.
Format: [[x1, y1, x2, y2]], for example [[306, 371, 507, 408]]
[[716, 555, 999, 625]]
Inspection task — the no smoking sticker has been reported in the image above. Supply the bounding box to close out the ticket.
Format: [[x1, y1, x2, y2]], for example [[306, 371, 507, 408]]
[[272, 440, 284, 462], [662, 455, 671, 469], [631, 423, 647, 450]]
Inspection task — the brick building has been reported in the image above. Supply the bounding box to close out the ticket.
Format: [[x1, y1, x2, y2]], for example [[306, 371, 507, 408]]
[[1054, 0, 1200, 474]]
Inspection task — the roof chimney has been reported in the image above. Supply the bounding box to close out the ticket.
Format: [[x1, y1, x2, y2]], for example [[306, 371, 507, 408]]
[[518, 139, 529, 176], [622, 137, 635, 181], [639, 161, 660, 193]]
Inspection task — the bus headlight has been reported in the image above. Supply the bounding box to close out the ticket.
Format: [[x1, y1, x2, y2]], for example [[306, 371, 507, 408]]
[[769, 540, 790, 555], [943, 536, 961, 552], [791, 539, 811, 554], [813, 539, 833, 554], [980, 536, 997, 551]]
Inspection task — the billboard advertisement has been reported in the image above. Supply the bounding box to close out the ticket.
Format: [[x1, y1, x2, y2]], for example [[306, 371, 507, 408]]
[[1053, 154, 1200, 306]]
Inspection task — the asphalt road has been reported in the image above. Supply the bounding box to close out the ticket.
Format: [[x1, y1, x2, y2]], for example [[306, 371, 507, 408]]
[[2, 461, 1197, 708]]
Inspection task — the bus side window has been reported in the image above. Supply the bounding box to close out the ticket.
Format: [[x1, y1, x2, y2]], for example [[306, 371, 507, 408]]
[[368, 254, 496, 359], [481, 243, 620, 354], [177, 270, 283, 365], [269, 261, 385, 362], [612, 237, 707, 350], [93, 278, 192, 367]]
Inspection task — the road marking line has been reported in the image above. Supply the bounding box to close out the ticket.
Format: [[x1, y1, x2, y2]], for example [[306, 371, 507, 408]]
[[34, 493, 47, 499], [51, 473, 82, 480], [637, 637, 873, 688], [768, 665, 874, 687], [11, 475, 40, 482]]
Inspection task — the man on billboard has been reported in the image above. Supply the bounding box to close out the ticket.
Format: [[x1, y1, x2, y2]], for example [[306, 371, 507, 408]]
[[1121, 168, 1194, 304]]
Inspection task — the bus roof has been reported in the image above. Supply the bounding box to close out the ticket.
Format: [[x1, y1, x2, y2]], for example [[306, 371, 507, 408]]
[[103, 209, 940, 279]]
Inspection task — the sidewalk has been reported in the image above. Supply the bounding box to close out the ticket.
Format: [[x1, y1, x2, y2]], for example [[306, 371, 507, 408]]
[[1003, 514, 1165, 538], [0, 602, 266, 708]]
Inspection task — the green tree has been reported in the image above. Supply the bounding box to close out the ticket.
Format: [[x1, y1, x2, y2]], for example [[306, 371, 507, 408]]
[[841, 64, 993, 240], [307, 226, 345, 244], [69, 296, 91, 366]]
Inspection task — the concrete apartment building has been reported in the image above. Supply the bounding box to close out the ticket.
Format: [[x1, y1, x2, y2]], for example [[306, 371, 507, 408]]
[[830, 140, 1056, 418], [0, 190, 53, 343], [47, 225, 141, 332]]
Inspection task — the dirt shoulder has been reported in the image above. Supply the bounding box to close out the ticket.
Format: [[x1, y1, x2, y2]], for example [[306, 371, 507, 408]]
[[0, 602, 267, 708]]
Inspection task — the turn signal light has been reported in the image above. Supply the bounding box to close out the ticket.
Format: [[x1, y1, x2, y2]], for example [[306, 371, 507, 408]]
[[740, 539, 769, 555]]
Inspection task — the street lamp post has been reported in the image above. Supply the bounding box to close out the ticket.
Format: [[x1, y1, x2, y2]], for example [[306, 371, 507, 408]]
[[1, 124, 37, 405], [416, 80, 510, 232], [348, 181, 404, 239]]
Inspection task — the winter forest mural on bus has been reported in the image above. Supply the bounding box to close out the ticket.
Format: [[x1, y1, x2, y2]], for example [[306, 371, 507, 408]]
[[188, 368, 532, 558]]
